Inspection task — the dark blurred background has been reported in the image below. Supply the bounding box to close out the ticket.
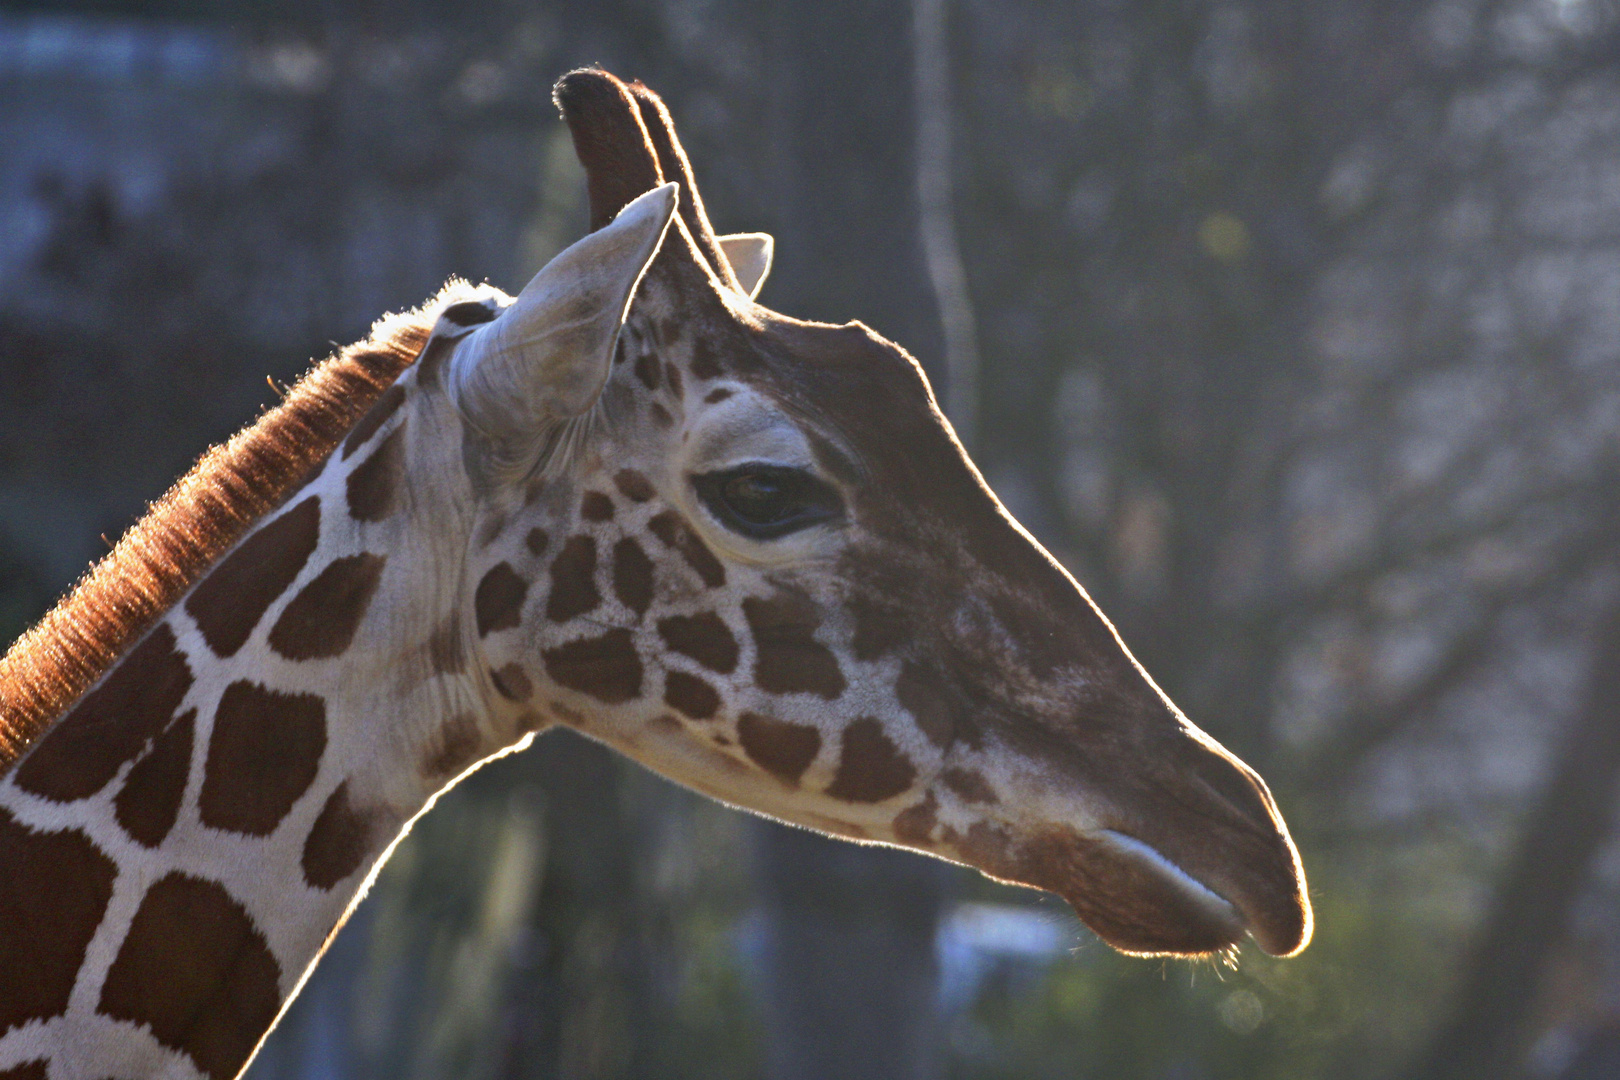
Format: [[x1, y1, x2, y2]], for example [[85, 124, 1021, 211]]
[[6, 0, 1620, 1076]]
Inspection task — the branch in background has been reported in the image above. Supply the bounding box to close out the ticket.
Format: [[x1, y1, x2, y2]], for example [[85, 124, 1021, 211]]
[[1402, 574, 1620, 1080], [911, 0, 980, 451], [1253, 463, 1612, 634], [1298, 522, 1613, 790]]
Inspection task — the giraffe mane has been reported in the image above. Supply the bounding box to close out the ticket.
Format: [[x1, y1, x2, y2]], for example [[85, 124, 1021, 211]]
[[0, 279, 485, 772]]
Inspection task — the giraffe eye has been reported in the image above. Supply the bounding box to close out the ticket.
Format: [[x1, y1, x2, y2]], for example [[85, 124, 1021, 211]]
[[693, 464, 844, 539]]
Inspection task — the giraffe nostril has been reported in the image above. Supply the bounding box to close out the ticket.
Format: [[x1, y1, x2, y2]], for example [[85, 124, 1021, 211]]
[[1177, 732, 1281, 835]]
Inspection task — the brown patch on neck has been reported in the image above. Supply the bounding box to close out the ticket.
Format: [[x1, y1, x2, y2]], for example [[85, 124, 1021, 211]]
[[185, 496, 322, 659], [612, 536, 655, 617], [341, 384, 406, 460], [302, 781, 379, 890], [542, 629, 643, 703], [612, 469, 655, 502], [0, 284, 476, 773], [267, 552, 387, 662], [14, 622, 192, 801], [0, 807, 118, 1035], [98, 872, 281, 1080], [114, 708, 196, 848], [347, 425, 406, 522], [199, 681, 327, 836], [490, 663, 533, 703], [891, 790, 939, 846], [581, 491, 616, 522], [546, 536, 601, 622], [940, 766, 997, 804], [894, 661, 957, 749], [663, 670, 720, 719], [633, 351, 662, 392], [474, 562, 529, 637], [656, 611, 739, 674]]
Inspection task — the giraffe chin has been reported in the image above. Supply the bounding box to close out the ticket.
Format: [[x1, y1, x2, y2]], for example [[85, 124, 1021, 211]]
[[1014, 828, 1252, 958], [1068, 830, 1248, 957]]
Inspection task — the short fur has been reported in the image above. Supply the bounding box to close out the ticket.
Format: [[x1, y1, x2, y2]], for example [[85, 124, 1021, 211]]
[[0, 281, 483, 771]]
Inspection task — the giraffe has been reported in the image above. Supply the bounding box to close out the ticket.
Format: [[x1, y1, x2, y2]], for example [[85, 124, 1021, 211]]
[[0, 69, 1311, 1080]]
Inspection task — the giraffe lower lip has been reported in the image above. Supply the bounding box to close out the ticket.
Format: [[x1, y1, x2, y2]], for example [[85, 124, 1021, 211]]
[[1096, 831, 1237, 914], [1023, 827, 1249, 957], [1078, 829, 1314, 958]]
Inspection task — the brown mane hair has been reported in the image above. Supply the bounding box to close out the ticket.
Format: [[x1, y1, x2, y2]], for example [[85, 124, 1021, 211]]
[[0, 280, 479, 771]]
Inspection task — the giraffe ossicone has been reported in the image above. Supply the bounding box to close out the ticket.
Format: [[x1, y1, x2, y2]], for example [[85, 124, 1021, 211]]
[[0, 66, 1310, 1080]]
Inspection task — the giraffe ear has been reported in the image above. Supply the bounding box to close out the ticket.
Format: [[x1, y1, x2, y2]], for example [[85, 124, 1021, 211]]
[[716, 233, 773, 299], [449, 182, 678, 483]]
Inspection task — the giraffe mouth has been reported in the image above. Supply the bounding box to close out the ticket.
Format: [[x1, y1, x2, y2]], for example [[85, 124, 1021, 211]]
[[1036, 828, 1248, 958], [1041, 728, 1312, 958], [984, 822, 1309, 958], [1073, 830, 1247, 956]]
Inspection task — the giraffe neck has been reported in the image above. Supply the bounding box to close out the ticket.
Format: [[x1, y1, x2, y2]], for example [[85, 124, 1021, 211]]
[[0, 309, 511, 1080]]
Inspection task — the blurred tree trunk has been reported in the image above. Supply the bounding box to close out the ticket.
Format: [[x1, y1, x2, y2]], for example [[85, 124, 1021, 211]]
[[744, 2, 949, 1078], [1405, 566, 1620, 1080], [495, 734, 660, 1080], [755, 0, 945, 364], [752, 827, 947, 1080]]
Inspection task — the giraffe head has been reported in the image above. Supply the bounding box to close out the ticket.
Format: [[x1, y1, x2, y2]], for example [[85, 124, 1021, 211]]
[[435, 70, 1310, 959]]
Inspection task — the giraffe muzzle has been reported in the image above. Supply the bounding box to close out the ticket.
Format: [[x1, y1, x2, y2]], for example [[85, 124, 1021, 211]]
[[962, 726, 1312, 957], [990, 820, 1308, 958], [1077, 827, 1308, 958]]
